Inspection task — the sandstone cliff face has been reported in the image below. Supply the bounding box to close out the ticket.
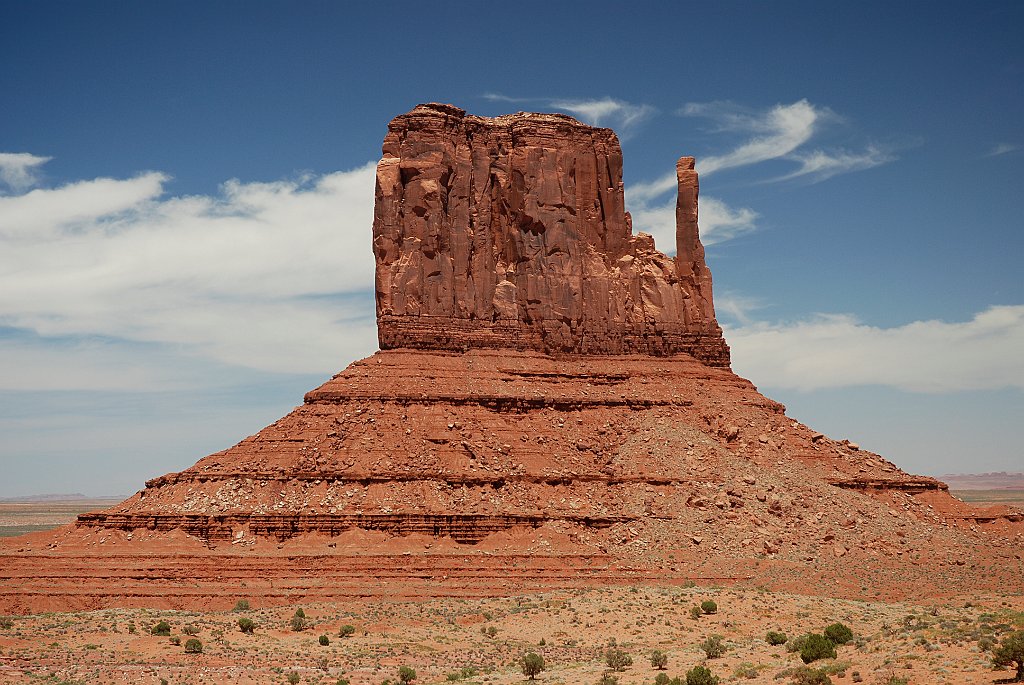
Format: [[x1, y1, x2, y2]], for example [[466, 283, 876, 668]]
[[373, 103, 729, 366]]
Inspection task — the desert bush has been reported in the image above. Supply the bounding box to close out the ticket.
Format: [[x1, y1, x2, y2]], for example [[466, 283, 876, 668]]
[[684, 665, 719, 685], [0, 617, 12, 629], [486, 625, 498, 638], [238, 618, 255, 634], [287, 673, 300, 685], [799, 634, 837, 664], [733, 662, 758, 679], [521, 652, 545, 680], [786, 633, 810, 653], [169, 636, 181, 646], [233, 599, 250, 611], [650, 649, 668, 669], [689, 605, 702, 620], [877, 676, 908, 685], [654, 673, 672, 685], [766, 630, 787, 645], [398, 665, 417, 684], [182, 624, 200, 636], [596, 675, 619, 685], [700, 634, 726, 659], [605, 647, 633, 671], [151, 620, 171, 636], [992, 630, 1024, 681], [128, 623, 136, 634], [339, 624, 356, 637], [788, 666, 831, 685], [184, 638, 202, 654], [291, 614, 308, 632], [336, 678, 350, 685], [319, 634, 330, 646], [294, 608, 306, 618], [700, 600, 717, 615], [823, 622, 853, 645]]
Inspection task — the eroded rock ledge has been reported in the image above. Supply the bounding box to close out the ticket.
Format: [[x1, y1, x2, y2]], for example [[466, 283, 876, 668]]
[[373, 103, 730, 366]]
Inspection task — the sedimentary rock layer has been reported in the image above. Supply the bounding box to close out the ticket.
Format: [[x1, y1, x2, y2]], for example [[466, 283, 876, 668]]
[[373, 103, 729, 365]]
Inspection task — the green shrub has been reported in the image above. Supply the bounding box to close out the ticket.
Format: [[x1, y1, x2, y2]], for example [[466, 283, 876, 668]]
[[184, 638, 202, 654], [287, 673, 300, 685], [605, 648, 633, 671], [339, 624, 356, 637], [152, 621, 171, 636], [291, 614, 308, 632], [182, 624, 200, 636], [786, 633, 810, 653], [700, 634, 726, 659], [700, 600, 717, 615], [597, 675, 619, 685], [788, 666, 832, 685], [398, 665, 417, 684], [992, 630, 1024, 681], [0, 617, 12, 629], [319, 634, 330, 646], [336, 678, 350, 685], [169, 636, 181, 646], [650, 649, 668, 669], [689, 605, 702, 620], [238, 618, 255, 634], [654, 673, 671, 685], [799, 634, 837, 664], [685, 665, 719, 685], [733, 662, 758, 679], [128, 623, 136, 634], [766, 631, 787, 646], [521, 652, 545, 680], [823, 622, 853, 645], [233, 599, 250, 611], [294, 608, 306, 619]]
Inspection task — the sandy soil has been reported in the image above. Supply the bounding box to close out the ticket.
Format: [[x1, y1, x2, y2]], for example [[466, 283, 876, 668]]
[[1, 585, 1021, 685]]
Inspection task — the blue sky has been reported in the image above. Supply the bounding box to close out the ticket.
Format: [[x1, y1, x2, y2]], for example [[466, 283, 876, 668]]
[[1, 2, 1021, 496]]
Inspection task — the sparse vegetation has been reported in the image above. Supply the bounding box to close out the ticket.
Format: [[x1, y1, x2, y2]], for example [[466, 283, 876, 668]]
[[700, 600, 718, 615], [182, 623, 200, 636], [290, 609, 308, 632], [650, 649, 668, 669], [685, 664, 719, 685], [605, 647, 633, 671], [184, 637, 202, 654], [520, 651, 545, 679], [151, 620, 171, 636], [823, 622, 853, 645], [340, 623, 356, 637], [287, 673, 300, 685], [689, 605, 702, 620], [233, 599, 250, 611], [597, 675, 619, 685], [238, 617, 255, 633], [993, 630, 1024, 681], [699, 634, 726, 658], [398, 665, 417, 684], [799, 633, 837, 664], [766, 630, 787, 645], [787, 666, 831, 685]]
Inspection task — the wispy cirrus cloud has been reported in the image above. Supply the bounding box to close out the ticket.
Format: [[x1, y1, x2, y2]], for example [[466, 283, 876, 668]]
[[985, 142, 1018, 157], [725, 305, 1024, 393], [0, 156, 379, 382], [0, 152, 52, 193], [483, 93, 655, 135]]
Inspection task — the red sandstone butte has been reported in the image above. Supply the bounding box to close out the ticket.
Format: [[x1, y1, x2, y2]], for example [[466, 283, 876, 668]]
[[0, 104, 1021, 613], [373, 103, 729, 366]]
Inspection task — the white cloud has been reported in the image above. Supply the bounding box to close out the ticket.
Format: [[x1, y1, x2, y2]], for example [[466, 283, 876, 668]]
[[726, 305, 1024, 393], [985, 142, 1018, 157], [0, 159, 380, 379], [685, 99, 821, 175], [483, 93, 655, 135], [629, 195, 757, 253], [775, 145, 894, 182], [0, 152, 52, 192]]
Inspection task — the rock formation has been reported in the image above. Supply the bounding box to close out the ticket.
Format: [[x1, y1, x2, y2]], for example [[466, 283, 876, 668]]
[[1, 104, 1020, 613], [374, 103, 729, 366]]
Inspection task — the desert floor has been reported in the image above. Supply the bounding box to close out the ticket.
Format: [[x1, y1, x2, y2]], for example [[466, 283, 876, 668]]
[[2, 583, 1022, 685]]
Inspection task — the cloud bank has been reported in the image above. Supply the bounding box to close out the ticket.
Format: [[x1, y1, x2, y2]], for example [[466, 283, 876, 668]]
[[0, 161, 380, 381], [726, 305, 1024, 393]]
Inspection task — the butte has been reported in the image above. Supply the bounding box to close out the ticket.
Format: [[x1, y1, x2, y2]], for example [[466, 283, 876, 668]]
[[1, 103, 1020, 613]]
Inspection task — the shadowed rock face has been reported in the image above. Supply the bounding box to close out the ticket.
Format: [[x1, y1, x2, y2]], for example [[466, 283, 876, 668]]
[[373, 103, 730, 366]]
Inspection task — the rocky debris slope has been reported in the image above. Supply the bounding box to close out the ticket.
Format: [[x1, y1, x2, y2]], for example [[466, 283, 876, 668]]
[[374, 104, 729, 365], [1, 104, 1020, 612]]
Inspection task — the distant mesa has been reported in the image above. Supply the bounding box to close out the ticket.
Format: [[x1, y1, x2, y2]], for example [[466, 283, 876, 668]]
[[0, 104, 1020, 612]]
